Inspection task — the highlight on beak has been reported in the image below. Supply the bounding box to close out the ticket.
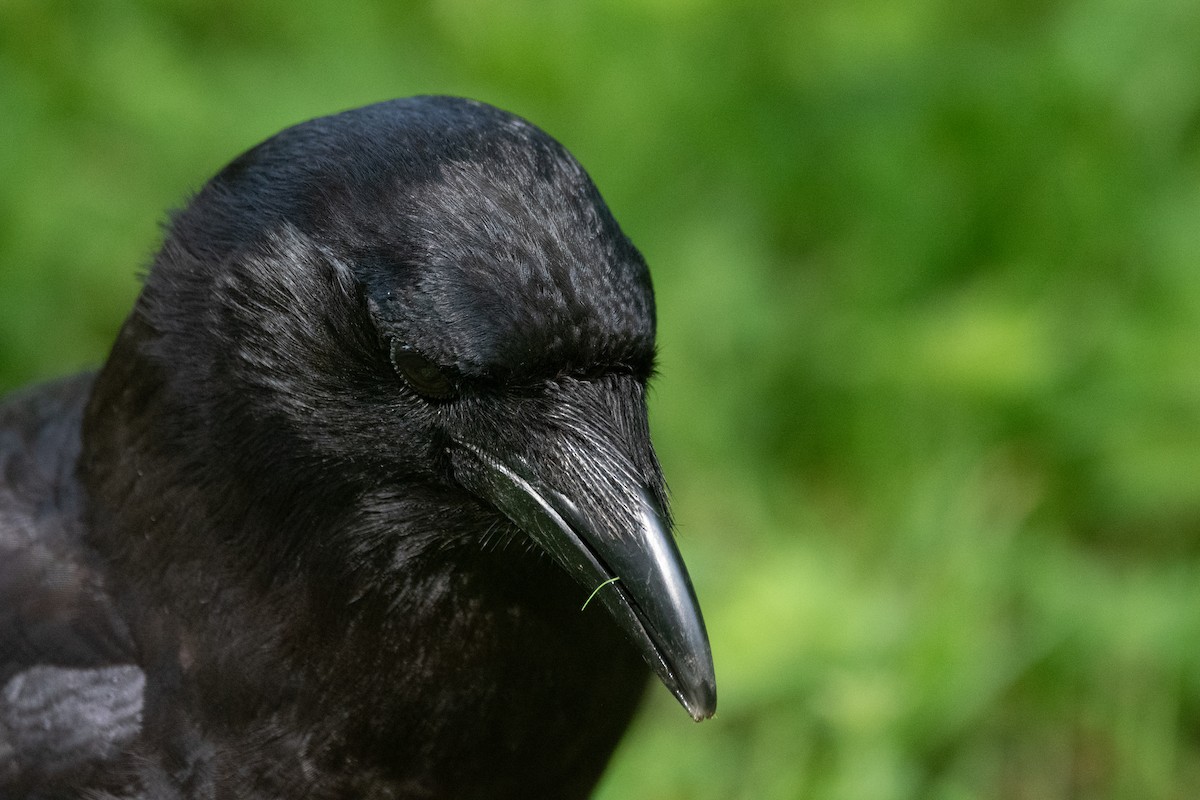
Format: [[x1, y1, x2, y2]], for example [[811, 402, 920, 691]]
[[452, 439, 717, 721]]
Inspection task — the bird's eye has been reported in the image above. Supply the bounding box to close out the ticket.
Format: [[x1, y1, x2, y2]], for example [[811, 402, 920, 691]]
[[389, 342, 456, 401]]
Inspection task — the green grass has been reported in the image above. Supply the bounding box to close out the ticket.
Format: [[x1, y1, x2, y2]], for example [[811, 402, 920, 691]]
[[3, 1, 1199, 797], [583, 577, 623, 611]]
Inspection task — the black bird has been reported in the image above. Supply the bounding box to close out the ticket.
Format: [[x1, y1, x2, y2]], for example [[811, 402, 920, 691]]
[[0, 96, 716, 799]]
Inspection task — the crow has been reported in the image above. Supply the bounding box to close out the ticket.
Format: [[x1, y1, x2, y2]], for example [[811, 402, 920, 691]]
[[0, 96, 716, 799]]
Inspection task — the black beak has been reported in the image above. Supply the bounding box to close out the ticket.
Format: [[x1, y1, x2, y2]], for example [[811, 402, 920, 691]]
[[450, 382, 717, 721]]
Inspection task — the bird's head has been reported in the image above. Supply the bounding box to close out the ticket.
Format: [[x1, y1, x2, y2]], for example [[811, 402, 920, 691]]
[[87, 97, 715, 721]]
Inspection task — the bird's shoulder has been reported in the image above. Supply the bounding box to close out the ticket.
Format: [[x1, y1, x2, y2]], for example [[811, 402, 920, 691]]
[[0, 374, 144, 795]]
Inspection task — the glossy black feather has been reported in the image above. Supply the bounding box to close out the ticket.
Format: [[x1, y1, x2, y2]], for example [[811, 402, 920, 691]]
[[0, 96, 681, 799], [0, 376, 142, 794]]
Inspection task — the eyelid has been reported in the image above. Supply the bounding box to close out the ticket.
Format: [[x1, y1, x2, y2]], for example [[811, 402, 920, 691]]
[[389, 341, 457, 401]]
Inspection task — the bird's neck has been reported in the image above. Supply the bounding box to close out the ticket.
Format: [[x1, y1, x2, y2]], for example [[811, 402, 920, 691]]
[[79, 315, 647, 797]]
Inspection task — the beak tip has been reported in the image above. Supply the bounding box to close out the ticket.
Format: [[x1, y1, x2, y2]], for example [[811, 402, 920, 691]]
[[683, 685, 717, 722], [667, 655, 717, 722]]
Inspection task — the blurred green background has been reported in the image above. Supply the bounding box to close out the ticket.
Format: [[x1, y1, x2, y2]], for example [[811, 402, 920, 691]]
[[3, 1, 1200, 797]]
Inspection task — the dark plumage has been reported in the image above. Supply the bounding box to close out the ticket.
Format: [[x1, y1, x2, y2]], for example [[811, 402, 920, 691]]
[[0, 97, 715, 799]]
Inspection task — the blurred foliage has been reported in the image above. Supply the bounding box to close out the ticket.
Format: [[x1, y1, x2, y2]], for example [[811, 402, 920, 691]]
[[3, 1, 1200, 798]]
